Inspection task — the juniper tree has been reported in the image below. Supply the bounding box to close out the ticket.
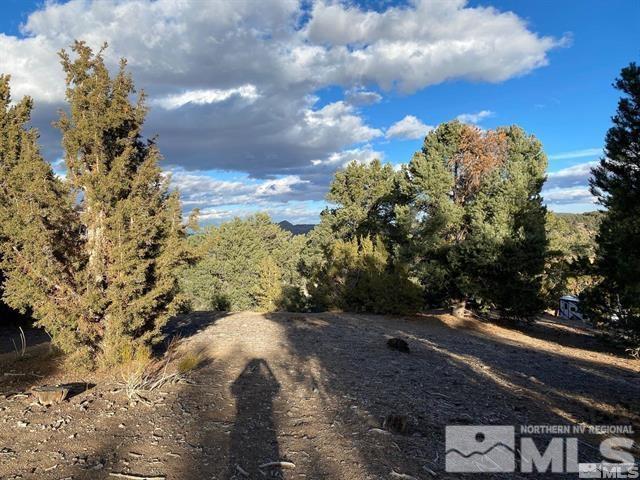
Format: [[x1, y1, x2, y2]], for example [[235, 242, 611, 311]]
[[0, 74, 82, 346], [309, 235, 422, 314], [584, 63, 640, 331], [0, 43, 190, 366], [179, 214, 304, 311]]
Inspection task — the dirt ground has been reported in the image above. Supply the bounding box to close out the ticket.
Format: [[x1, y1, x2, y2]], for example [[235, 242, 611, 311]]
[[0, 311, 638, 480]]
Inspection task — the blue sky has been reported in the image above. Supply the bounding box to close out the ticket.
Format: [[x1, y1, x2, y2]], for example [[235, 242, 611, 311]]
[[1, 0, 638, 222]]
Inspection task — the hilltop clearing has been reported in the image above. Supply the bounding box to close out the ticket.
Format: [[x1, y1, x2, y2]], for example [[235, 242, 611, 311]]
[[1, 312, 638, 479]]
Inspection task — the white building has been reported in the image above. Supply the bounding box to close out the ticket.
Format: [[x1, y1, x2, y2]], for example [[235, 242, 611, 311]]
[[559, 295, 586, 321]]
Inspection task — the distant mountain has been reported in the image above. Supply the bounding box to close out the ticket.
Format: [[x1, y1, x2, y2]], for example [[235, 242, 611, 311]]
[[278, 220, 316, 235]]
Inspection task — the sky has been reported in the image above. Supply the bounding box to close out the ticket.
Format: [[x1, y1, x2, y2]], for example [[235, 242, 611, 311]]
[[0, 0, 638, 224]]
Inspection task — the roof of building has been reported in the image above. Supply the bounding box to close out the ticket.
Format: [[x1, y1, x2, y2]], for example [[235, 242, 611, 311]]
[[560, 295, 580, 302]]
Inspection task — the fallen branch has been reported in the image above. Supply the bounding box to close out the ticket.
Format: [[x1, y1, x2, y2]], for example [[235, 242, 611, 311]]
[[108, 473, 166, 480], [422, 464, 437, 476], [390, 471, 419, 480], [258, 461, 296, 469]]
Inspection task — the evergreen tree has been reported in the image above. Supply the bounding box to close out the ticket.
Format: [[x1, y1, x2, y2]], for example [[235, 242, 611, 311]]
[[406, 121, 547, 319], [309, 235, 422, 314], [0, 74, 82, 346], [256, 256, 284, 312], [323, 159, 396, 240], [311, 159, 422, 313], [0, 43, 190, 366], [542, 212, 601, 308], [180, 214, 304, 311], [584, 63, 640, 331]]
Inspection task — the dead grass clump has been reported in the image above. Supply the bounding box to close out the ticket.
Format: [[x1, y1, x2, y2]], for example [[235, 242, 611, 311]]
[[121, 358, 181, 404], [11, 327, 27, 358], [119, 338, 205, 404], [177, 349, 204, 374]]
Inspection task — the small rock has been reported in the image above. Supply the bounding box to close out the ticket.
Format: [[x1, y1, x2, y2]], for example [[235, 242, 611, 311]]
[[387, 338, 410, 353], [31, 386, 69, 406], [383, 414, 408, 434]]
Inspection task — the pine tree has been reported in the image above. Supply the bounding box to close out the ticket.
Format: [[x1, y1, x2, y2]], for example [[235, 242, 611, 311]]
[[0, 43, 191, 366], [584, 63, 640, 331], [406, 121, 547, 319], [324, 159, 396, 240], [309, 235, 422, 314]]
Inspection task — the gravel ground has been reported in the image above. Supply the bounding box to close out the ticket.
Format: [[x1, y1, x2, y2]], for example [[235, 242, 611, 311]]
[[0, 311, 638, 479]]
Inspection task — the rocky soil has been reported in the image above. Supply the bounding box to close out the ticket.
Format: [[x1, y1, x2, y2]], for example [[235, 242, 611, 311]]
[[1, 311, 638, 479]]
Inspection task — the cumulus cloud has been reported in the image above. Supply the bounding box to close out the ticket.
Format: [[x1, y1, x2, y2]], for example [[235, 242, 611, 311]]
[[386, 115, 433, 140], [153, 85, 260, 110], [304, 0, 563, 92], [542, 161, 598, 210], [198, 201, 324, 225], [310, 146, 383, 168], [0, 0, 564, 220], [167, 168, 309, 208], [545, 161, 596, 189], [167, 168, 323, 224], [301, 101, 383, 145], [542, 186, 595, 205], [456, 110, 494, 125]]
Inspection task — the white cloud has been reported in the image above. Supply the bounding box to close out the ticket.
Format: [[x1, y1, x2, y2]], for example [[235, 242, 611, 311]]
[[197, 201, 323, 225], [547, 161, 596, 179], [386, 115, 433, 140], [545, 161, 596, 189], [542, 186, 595, 205], [153, 85, 259, 110], [542, 161, 598, 210], [1, 0, 562, 104], [300, 101, 383, 146], [548, 148, 602, 160], [304, 0, 563, 92], [255, 176, 309, 196], [167, 168, 309, 208], [0, 0, 563, 213], [456, 110, 494, 125], [310, 146, 383, 168]]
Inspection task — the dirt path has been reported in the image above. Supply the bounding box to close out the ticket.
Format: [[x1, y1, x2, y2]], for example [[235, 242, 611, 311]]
[[1, 312, 638, 479]]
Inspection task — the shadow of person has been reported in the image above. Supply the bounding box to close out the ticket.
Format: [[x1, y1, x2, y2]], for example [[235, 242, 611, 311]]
[[228, 358, 281, 479]]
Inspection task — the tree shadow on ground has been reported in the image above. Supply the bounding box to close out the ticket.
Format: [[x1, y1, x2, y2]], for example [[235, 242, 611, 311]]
[[0, 343, 62, 395], [6, 311, 637, 479], [0, 325, 50, 355], [154, 311, 229, 355], [265, 311, 639, 479], [487, 313, 628, 357]]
